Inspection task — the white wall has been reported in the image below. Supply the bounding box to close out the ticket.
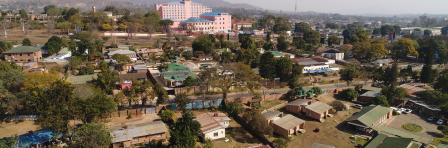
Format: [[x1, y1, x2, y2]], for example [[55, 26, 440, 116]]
[[204, 128, 226, 140]]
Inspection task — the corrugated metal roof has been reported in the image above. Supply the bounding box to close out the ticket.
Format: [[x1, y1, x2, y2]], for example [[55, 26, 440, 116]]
[[3, 46, 40, 54], [183, 17, 211, 23], [348, 105, 392, 127], [111, 121, 168, 143], [272, 114, 305, 130]]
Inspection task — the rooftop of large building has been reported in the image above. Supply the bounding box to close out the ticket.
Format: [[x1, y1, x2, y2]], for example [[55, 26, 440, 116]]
[[183, 17, 212, 23], [3, 46, 41, 54]]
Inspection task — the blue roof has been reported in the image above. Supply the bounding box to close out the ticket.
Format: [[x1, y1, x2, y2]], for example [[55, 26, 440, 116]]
[[183, 17, 211, 23], [201, 11, 224, 17], [18, 129, 56, 148]]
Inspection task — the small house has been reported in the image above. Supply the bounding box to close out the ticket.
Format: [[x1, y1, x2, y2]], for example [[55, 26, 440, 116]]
[[285, 99, 313, 114], [271, 114, 306, 137], [303, 102, 333, 122], [195, 112, 231, 140], [111, 121, 168, 148], [3, 46, 42, 63], [261, 110, 283, 125]]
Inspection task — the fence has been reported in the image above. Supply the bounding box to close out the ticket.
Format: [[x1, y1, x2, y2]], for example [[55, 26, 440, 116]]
[[108, 107, 157, 118]]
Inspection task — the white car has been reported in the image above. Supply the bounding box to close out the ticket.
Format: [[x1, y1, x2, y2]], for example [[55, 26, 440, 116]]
[[427, 117, 435, 121], [437, 119, 445, 125], [353, 104, 363, 109], [403, 109, 412, 114]]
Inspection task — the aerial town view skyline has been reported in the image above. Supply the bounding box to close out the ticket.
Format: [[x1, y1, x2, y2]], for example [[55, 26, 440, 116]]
[[0, 0, 447, 148]]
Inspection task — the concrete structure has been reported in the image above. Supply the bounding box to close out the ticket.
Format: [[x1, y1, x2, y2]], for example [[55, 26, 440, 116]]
[[358, 90, 381, 104], [43, 47, 72, 64], [3, 46, 42, 63], [346, 105, 393, 133], [232, 19, 254, 31], [137, 48, 164, 59], [304, 102, 333, 122], [285, 99, 313, 114], [111, 121, 168, 148], [195, 112, 231, 140], [321, 49, 344, 61], [156, 0, 231, 33], [271, 114, 306, 137], [261, 110, 283, 125], [156, 0, 212, 22]]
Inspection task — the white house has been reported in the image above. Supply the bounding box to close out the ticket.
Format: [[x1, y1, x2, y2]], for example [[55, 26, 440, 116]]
[[294, 57, 339, 74], [321, 49, 344, 61], [107, 48, 138, 62], [195, 112, 231, 140]]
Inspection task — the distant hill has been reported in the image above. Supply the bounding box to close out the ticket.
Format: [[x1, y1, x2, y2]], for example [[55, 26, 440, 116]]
[[0, 0, 260, 12]]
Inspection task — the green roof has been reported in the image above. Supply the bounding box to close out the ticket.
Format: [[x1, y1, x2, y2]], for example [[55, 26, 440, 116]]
[[269, 51, 283, 57], [348, 105, 392, 127], [3, 46, 40, 54], [365, 134, 414, 148], [162, 63, 194, 81]]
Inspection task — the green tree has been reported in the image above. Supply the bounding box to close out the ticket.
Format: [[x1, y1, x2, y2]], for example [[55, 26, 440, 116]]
[[236, 48, 260, 68], [273, 138, 288, 148], [383, 63, 399, 87], [336, 88, 359, 101], [276, 35, 289, 51], [35, 80, 76, 133], [381, 86, 406, 105], [22, 38, 32, 46], [434, 71, 448, 93], [169, 111, 200, 148], [239, 34, 256, 49], [192, 35, 214, 55], [342, 24, 369, 44], [374, 95, 390, 107], [72, 123, 112, 148], [391, 38, 419, 61], [75, 94, 116, 123], [275, 57, 293, 82], [327, 35, 340, 46], [339, 65, 359, 86], [243, 110, 273, 135], [183, 76, 198, 87], [259, 52, 277, 79], [44, 36, 64, 55], [112, 54, 131, 64], [0, 41, 12, 53], [272, 17, 291, 34], [159, 109, 175, 123], [95, 67, 119, 94]]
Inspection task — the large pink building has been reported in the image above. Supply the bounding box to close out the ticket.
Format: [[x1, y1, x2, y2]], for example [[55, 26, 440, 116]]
[[156, 0, 231, 33], [156, 0, 212, 21]]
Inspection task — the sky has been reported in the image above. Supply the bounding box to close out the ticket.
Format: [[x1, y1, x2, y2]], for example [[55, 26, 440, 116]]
[[223, 0, 448, 15]]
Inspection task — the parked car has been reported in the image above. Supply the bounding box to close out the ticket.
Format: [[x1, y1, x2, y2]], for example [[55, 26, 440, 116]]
[[353, 104, 363, 109], [427, 117, 435, 121], [402, 108, 412, 114], [437, 119, 445, 125]]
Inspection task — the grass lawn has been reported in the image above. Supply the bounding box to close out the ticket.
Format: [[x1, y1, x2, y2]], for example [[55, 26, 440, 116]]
[[401, 123, 423, 133], [260, 100, 286, 110], [212, 120, 261, 148], [432, 137, 448, 146], [354, 136, 369, 147]]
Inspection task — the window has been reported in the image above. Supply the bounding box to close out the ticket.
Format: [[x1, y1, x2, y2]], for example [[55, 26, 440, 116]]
[[213, 132, 219, 137]]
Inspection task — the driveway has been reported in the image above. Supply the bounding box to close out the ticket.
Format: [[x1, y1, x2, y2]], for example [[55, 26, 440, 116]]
[[381, 113, 442, 144]]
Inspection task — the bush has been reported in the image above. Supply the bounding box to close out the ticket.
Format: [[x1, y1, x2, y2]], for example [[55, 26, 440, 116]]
[[330, 101, 347, 111], [336, 88, 359, 101]]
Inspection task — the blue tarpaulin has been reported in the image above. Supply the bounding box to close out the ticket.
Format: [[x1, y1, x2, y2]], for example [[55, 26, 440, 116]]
[[18, 129, 55, 148]]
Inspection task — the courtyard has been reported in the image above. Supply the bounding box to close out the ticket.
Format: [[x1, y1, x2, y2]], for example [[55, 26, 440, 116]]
[[378, 113, 442, 144]]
